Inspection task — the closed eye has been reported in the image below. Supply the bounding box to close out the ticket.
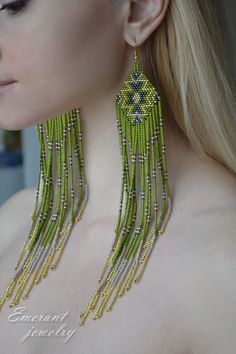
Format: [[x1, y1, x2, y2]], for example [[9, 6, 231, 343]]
[[0, 0, 30, 15]]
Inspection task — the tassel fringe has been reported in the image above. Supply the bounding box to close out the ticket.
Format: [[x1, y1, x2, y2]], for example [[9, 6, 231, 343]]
[[79, 60, 172, 325], [0, 107, 88, 311]]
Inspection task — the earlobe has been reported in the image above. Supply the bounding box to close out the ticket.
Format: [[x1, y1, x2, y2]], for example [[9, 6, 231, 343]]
[[124, 0, 170, 46]]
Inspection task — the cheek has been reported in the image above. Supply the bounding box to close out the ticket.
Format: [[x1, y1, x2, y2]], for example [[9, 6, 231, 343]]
[[28, 4, 125, 104], [0, 2, 124, 130]]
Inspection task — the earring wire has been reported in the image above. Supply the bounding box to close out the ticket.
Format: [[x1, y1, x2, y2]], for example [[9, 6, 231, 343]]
[[134, 38, 138, 63]]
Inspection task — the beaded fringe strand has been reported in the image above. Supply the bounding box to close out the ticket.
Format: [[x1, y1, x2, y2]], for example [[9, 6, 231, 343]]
[[0, 107, 88, 311], [79, 53, 172, 325]]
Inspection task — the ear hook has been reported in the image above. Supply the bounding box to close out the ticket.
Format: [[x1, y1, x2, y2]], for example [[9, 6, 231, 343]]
[[134, 38, 138, 63]]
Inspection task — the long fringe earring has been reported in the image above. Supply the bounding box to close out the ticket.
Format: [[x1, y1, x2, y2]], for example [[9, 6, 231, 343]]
[[79, 41, 172, 325], [0, 107, 88, 310]]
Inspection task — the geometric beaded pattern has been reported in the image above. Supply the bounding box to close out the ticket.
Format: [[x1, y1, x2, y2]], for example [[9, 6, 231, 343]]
[[116, 62, 159, 125]]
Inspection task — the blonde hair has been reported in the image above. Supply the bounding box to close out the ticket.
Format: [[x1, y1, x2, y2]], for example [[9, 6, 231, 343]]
[[146, 0, 236, 175]]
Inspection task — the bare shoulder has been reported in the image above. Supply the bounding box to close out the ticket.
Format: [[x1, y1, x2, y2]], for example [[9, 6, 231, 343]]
[[0, 188, 36, 254], [165, 154, 236, 353], [0, 187, 36, 213], [188, 219, 236, 354], [176, 163, 236, 353]]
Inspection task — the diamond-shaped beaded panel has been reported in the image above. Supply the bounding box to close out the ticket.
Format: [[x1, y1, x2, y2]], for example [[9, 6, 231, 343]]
[[116, 62, 159, 125]]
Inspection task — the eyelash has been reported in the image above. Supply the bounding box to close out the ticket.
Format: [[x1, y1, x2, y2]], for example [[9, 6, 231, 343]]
[[0, 0, 29, 15]]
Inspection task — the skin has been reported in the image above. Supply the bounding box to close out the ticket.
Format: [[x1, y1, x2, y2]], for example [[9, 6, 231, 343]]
[[0, 0, 236, 353]]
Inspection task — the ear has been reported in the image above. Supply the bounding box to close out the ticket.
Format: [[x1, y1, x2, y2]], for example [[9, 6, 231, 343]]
[[123, 0, 170, 46]]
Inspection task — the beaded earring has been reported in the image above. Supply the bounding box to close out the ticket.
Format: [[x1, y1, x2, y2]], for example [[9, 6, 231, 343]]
[[0, 41, 172, 325], [79, 41, 172, 325], [0, 108, 88, 309]]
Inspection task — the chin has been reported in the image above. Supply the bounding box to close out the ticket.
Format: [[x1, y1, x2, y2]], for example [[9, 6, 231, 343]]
[[0, 119, 31, 131]]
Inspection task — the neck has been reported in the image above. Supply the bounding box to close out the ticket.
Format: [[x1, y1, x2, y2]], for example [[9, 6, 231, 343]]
[[78, 94, 192, 221]]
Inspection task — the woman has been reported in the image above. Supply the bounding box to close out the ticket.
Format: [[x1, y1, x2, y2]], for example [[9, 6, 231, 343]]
[[0, 0, 235, 352]]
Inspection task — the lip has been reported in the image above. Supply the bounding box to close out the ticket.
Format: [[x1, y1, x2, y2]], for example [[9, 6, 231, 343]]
[[0, 80, 16, 86], [0, 80, 16, 93]]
